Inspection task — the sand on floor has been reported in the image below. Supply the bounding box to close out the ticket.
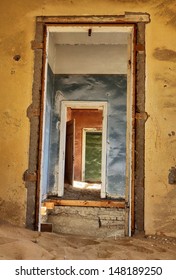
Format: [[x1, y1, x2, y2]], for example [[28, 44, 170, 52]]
[[0, 221, 176, 260]]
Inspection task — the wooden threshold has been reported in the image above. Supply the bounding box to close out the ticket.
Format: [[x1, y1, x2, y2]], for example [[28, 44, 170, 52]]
[[44, 199, 125, 209]]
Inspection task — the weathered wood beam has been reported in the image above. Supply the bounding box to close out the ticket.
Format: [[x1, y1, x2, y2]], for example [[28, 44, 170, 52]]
[[44, 199, 125, 208]]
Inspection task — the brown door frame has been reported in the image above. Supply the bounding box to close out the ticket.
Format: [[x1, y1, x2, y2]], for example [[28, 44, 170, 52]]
[[25, 14, 150, 234], [65, 119, 75, 185]]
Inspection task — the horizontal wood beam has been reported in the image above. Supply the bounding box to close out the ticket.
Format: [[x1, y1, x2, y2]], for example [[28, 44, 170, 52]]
[[44, 199, 125, 208], [31, 41, 44, 50]]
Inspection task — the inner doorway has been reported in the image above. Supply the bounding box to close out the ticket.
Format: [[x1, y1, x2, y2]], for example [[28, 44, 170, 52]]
[[59, 101, 107, 199], [64, 107, 103, 200]]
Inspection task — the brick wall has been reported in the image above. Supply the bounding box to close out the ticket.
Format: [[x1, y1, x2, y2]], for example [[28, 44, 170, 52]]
[[47, 206, 125, 237]]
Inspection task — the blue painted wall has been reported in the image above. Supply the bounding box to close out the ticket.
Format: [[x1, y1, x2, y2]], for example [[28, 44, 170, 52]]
[[41, 64, 54, 198], [44, 66, 127, 198]]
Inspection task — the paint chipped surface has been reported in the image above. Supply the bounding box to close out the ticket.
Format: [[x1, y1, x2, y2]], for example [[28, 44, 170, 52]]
[[155, 0, 176, 27], [168, 167, 176, 184], [153, 48, 176, 62], [152, 187, 176, 237]]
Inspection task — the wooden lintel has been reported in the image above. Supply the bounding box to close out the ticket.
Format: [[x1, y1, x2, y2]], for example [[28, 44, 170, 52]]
[[36, 14, 150, 24], [45, 199, 125, 208], [31, 40, 43, 50]]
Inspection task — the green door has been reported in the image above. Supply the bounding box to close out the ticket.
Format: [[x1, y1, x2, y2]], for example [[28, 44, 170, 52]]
[[85, 132, 102, 182]]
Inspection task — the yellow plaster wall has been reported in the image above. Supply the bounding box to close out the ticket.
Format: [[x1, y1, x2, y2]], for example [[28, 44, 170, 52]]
[[0, 0, 176, 236]]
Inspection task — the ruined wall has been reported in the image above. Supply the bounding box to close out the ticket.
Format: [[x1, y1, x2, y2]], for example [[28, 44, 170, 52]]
[[0, 0, 176, 236], [145, 10, 176, 236], [47, 206, 125, 238]]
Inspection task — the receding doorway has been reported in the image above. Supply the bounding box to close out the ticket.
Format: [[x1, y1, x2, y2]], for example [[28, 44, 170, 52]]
[[59, 101, 107, 199], [37, 23, 136, 236], [26, 15, 149, 235]]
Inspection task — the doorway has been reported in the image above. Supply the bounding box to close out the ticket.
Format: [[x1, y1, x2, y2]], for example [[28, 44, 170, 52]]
[[26, 15, 151, 236], [39, 24, 134, 235], [26, 15, 149, 235], [58, 101, 107, 199], [42, 25, 134, 202]]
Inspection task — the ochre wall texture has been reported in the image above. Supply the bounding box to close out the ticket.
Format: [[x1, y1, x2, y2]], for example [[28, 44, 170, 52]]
[[0, 0, 176, 237]]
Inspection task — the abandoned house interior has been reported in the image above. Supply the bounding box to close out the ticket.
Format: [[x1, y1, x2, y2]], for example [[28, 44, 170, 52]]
[[1, 0, 176, 242], [35, 24, 136, 237]]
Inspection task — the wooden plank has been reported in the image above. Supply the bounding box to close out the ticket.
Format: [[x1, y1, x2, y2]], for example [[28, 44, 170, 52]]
[[34, 23, 47, 231], [65, 120, 75, 185], [31, 41, 43, 50], [124, 25, 134, 236], [43, 202, 55, 209], [41, 223, 53, 232], [46, 199, 125, 208], [130, 25, 137, 235]]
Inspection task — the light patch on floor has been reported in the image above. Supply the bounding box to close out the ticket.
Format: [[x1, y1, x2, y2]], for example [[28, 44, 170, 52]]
[[73, 181, 101, 190]]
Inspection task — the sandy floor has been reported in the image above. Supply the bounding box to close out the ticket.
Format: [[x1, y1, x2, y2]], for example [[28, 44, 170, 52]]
[[0, 222, 176, 260]]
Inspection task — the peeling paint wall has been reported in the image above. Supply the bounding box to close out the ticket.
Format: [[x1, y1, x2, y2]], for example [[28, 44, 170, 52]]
[[0, 0, 176, 236]]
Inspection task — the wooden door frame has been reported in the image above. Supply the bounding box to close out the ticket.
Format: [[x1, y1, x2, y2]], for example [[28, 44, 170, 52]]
[[25, 14, 150, 235], [58, 101, 107, 198], [65, 119, 75, 186]]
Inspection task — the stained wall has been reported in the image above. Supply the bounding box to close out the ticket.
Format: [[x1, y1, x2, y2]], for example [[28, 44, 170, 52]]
[[0, 0, 176, 237]]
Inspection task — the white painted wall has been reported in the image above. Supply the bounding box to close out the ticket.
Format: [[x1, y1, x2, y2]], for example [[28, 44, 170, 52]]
[[47, 27, 128, 74], [52, 30, 129, 45], [52, 44, 127, 74], [48, 33, 56, 73]]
